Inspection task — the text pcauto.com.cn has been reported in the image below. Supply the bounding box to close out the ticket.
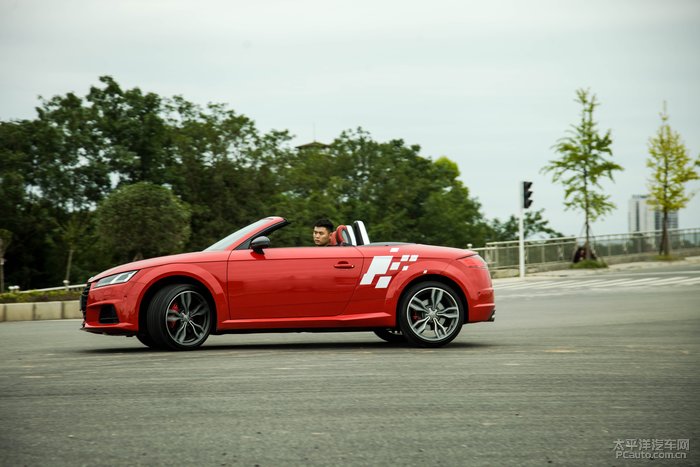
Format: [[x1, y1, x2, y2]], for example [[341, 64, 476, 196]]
[[612, 439, 689, 460]]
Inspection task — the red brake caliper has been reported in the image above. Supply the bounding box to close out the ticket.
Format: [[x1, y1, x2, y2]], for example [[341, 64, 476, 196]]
[[168, 302, 180, 329]]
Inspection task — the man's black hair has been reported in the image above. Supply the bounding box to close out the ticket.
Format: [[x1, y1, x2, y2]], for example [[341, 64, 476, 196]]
[[314, 219, 334, 232]]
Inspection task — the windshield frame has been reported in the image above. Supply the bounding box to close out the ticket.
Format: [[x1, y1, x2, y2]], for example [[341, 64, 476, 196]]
[[203, 217, 287, 251]]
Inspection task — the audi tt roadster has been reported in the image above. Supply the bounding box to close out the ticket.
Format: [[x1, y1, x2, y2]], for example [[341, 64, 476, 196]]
[[81, 217, 495, 350]]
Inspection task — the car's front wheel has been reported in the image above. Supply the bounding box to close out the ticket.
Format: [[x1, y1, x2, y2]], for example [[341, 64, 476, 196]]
[[146, 284, 213, 350], [398, 281, 464, 347]]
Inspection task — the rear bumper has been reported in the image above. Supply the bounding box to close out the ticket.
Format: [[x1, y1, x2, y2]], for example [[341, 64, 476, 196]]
[[469, 302, 496, 323]]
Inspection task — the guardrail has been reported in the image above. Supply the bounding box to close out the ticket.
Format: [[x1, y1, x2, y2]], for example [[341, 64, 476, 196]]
[[13, 284, 86, 293], [472, 228, 700, 272]]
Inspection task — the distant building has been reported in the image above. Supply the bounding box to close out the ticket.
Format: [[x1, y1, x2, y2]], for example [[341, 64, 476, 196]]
[[628, 195, 679, 233]]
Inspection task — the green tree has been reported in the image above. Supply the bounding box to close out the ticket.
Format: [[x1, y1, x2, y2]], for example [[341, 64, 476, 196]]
[[87, 76, 172, 185], [646, 103, 699, 256], [55, 214, 89, 284], [33, 92, 111, 210], [487, 209, 564, 242], [164, 97, 292, 249], [415, 157, 488, 247], [266, 129, 488, 248], [95, 182, 191, 262], [1, 76, 496, 288], [542, 89, 623, 259], [319, 130, 487, 247], [0, 120, 60, 288]]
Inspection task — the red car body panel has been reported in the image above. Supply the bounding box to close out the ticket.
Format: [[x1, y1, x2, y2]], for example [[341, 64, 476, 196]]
[[82, 217, 495, 338]]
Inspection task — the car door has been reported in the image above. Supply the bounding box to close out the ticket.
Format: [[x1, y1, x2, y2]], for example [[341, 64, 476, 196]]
[[226, 246, 364, 319]]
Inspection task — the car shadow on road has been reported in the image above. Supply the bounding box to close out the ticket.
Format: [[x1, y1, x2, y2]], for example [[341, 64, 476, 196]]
[[77, 339, 498, 354]]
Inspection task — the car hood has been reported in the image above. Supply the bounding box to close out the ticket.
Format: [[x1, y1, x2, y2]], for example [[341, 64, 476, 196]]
[[89, 250, 230, 282]]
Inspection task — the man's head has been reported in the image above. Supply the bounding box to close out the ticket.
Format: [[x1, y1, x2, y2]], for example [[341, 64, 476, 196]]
[[313, 219, 334, 246]]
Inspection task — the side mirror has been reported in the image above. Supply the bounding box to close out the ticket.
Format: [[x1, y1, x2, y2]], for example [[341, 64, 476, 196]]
[[250, 236, 270, 254]]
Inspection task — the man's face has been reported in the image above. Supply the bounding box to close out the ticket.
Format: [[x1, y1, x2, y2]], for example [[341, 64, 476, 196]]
[[313, 227, 331, 246]]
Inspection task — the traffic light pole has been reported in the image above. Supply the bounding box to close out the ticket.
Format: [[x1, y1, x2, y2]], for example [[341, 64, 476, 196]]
[[519, 181, 532, 278], [518, 203, 525, 278]]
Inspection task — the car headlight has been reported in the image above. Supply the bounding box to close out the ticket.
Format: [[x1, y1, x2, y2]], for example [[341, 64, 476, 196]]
[[94, 270, 139, 288]]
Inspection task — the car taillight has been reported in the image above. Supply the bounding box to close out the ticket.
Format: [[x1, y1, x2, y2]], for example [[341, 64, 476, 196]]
[[460, 254, 488, 269]]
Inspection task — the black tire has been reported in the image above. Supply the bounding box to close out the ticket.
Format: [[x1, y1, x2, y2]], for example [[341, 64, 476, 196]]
[[398, 281, 465, 348], [146, 284, 213, 351], [373, 328, 407, 344], [136, 332, 163, 349]]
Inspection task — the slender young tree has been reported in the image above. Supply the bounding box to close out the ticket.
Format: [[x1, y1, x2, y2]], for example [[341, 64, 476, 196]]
[[56, 215, 88, 284], [646, 103, 699, 256], [542, 89, 623, 260]]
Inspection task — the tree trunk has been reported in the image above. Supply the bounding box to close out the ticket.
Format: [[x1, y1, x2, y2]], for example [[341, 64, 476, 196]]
[[0, 239, 5, 293], [583, 168, 591, 260], [659, 209, 670, 256], [64, 248, 74, 284]]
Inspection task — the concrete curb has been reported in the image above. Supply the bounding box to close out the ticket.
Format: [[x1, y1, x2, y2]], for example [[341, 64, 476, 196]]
[[0, 300, 82, 322]]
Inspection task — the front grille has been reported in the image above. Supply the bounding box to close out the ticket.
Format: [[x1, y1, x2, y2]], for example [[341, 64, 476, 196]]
[[80, 283, 91, 319]]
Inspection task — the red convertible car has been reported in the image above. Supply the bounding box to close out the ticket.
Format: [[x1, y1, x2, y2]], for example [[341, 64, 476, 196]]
[[81, 217, 495, 350]]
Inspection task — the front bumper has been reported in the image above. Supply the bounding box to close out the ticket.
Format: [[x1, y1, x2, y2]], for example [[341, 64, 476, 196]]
[[81, 281, 141, 334]]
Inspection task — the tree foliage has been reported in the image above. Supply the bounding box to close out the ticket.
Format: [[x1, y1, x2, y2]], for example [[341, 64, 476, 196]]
[[0, 76, 541, 288], [96, 182, 191, 262], [541, 88, 623, 258], [646, 103, 699, 255]]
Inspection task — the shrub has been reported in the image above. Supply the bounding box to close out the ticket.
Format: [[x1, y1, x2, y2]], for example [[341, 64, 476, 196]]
[[0, 290, 81, 304], [570, 259, 608, 269]]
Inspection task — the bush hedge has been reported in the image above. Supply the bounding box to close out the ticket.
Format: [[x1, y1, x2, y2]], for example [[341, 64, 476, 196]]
[[0, 290, 82, 304]]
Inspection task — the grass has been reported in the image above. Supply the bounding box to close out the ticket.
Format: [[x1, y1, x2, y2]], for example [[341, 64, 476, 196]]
[[654, 254, 683, 262]]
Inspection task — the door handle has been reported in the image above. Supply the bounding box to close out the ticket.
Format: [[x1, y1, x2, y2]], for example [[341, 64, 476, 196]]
[[334, 261, 355, 269]]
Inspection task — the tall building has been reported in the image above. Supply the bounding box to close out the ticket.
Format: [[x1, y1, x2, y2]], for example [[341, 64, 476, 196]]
[[628, 195, 679, 233]]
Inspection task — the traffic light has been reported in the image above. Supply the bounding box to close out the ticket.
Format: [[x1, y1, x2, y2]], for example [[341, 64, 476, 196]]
[[522, 181, 533, 209]]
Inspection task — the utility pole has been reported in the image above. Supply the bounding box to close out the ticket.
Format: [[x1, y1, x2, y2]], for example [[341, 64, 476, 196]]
[[519, 181, 533, 278]]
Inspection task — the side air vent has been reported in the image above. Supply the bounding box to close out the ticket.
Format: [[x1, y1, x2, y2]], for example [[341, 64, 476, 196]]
[[98, 305, 119, 324]]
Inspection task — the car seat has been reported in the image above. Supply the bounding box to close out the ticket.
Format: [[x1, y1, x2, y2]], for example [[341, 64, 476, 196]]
[[333, 225, 353, 246]]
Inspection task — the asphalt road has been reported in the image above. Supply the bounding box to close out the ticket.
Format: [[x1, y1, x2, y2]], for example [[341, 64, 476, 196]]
[[1, 264, 699, 466]]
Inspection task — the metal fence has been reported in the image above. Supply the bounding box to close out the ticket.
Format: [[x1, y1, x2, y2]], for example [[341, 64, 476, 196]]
[[472, 228, 700, 271]]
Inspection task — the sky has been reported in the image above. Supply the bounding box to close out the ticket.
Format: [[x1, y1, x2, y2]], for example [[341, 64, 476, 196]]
[[1, 0, 699, 238]]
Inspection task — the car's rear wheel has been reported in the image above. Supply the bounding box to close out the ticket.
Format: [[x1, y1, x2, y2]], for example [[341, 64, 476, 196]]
[[398, 281, 464, 348], [146, 284, 212, 351], [373, 328, 406, 344]]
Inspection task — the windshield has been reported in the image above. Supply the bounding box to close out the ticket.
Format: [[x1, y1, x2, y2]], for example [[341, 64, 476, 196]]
[[204, 218, 272, 251]]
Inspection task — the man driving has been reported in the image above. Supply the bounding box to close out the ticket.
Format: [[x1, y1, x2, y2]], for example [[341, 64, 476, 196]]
[[313, 219, 334, 246]]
